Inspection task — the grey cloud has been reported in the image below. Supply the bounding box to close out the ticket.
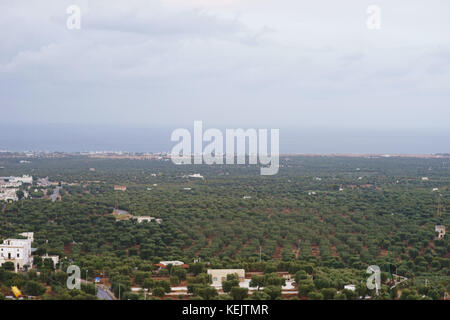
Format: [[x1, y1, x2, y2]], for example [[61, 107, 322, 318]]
[[0, 0, 450, 129]]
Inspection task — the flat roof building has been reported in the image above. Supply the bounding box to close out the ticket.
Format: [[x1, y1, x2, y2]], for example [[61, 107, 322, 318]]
[[42, 254, 59, 267], [114, 185, 127, 191], [207, 269, 245, 286], [0, 188, 18, 202], [156, 261, 189, 269], [0, 232, 34, 272], [435, 225, 446, 240]]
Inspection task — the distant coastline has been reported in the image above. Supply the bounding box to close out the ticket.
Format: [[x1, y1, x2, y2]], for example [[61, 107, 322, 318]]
[[1, 151, 449, 160], [1, 124, 449, 154]]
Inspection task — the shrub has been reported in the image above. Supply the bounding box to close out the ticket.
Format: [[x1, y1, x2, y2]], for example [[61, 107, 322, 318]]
[[152, 287, 165, 297], [230, 287, 248, 300], [307, 291, 323, 300], [24, 280, 47, 296]]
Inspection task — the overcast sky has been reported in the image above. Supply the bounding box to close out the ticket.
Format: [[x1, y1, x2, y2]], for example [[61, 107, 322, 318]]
[[1, 0, 449, 130]]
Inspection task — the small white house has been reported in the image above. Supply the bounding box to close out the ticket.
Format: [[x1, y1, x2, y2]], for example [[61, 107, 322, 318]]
[[19, 232, 34, 242], [344, 284, 356, 292], [131, 216, 162, 224], [133, 216, 153, 223], [42, 254, 59, 267], [207, 269, 245, 286], [187, 173, 204, 179], [435, 225, 446, 240], [159, 261, 185, 267]]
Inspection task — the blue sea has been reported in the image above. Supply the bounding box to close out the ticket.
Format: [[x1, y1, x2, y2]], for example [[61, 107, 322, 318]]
[[0, 124, 449, 154]]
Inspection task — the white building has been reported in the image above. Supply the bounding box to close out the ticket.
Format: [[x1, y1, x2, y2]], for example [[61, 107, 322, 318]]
[[19, 232, 34, 242], [344, 284, 356, 291], [435, 225, 446, 240], [132, 216, 153, 223], [113, 185, 127, 191], [0, 233, 34, 272], [14, 175, 33, 184], [42, 254, 59, 267], [0, 188, 18, 202], [0, 175, 33, 189], [207, 269, 245, 286], [131, 216, 162, 224], [159, 261, 185, 267], [4, 175, 33, 187], [186, 173, 204, 179]]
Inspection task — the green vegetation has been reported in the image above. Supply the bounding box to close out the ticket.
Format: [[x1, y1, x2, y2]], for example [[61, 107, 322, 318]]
[[0, 155, 448, 300]]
